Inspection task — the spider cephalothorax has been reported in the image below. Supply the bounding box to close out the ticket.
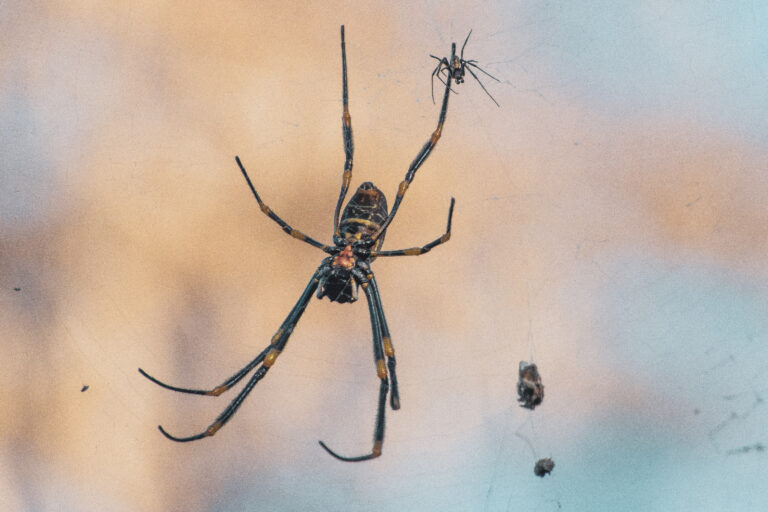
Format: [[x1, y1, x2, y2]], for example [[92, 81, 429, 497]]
[[139, 24, 476, 462]]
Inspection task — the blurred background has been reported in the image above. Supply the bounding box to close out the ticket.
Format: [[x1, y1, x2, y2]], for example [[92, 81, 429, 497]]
[[2, 1, 767, 510]]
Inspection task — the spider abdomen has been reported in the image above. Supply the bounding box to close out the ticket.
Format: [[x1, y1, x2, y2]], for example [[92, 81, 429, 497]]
[[339, 182, 388, 245]]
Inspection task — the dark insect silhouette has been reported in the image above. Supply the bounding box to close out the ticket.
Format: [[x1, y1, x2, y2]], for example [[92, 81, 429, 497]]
[[534, 457, 555, 477], [139, 25, 473, 462], [517, 361, 545, 410]]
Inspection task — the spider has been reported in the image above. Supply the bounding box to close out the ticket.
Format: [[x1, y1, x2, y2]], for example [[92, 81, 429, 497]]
[[138, 26, 467, 462], [430, 29, 501, 106]]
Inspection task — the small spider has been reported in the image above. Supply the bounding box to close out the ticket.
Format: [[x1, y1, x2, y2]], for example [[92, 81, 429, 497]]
[[430, 29, 501, 106], [139, 26, 472, 462], [517, 361, 544, 410]]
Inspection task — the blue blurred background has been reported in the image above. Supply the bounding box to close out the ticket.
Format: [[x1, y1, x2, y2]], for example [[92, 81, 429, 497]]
[[2, 1, 767, 510]]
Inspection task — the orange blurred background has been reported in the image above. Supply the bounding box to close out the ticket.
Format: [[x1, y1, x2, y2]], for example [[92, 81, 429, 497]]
[[2, 1, 767, 510]]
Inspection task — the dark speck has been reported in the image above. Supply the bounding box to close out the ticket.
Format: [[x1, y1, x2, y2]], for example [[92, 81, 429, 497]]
[[81, 385, 89, 392], [13, 287, 21, 291], [726, 442, 765, 455]]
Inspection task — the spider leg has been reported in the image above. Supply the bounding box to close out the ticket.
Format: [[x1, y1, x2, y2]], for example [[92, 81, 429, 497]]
[[367, 274, 400, 409], [372, 197, 454, 257], [319, 270, 390, 461], [235, 156, 331, 252], [138, 345, 268, 396], [369, 42, 456, 243], [430, 54, 451, 80], [464, 64, 500, 107], [318, 383, 388, 462], [465, 60, 501, 83], [437, 68, 461, 97], [148, 267, 325, 442], [429, 56, 449, 104], [460, 29, 473, 60], [429, 55, 461, 103], [430, 60, 441, 104], [333, 25, 355, 240], [158, 366, 270, 442]]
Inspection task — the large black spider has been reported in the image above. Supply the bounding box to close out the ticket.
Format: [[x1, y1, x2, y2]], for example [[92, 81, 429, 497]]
[[139, 25, 469, 462]]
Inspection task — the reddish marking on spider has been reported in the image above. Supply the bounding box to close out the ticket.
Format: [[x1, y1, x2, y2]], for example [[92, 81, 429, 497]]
[[333, 245, 355, 269]]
